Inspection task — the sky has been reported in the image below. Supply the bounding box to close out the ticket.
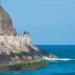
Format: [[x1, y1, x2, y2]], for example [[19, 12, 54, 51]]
[[1, 0, 75, 45]]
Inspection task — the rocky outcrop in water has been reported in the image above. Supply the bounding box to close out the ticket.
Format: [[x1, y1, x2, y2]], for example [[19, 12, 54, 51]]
[[0, 5, 56, 66], [0, 5, 47, 58]]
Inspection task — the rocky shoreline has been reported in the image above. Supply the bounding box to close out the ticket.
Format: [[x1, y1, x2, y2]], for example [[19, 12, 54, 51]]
[[0, 59, 48, 71]]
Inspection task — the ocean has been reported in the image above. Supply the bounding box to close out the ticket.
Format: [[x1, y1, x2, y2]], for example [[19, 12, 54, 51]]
[[0, 45, 75, 75]]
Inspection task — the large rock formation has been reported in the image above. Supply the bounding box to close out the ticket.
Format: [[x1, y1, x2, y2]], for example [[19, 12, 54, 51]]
[[0, 5, 55, 65], [0, 5, 41, 54], [0, 5, 16, 35]]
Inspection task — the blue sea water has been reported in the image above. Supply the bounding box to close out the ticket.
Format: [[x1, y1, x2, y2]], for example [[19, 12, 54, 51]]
[[0, 45, 75, 75]]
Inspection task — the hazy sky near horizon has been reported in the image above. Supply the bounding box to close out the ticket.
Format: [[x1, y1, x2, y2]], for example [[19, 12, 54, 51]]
[[2, 0, 75, 45]]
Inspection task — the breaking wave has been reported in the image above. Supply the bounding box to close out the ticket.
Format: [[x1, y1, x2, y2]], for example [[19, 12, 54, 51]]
[[43, 56, 75, 61]]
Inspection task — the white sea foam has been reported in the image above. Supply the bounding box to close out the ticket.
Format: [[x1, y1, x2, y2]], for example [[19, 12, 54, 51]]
[[43, 56, 75, 61]]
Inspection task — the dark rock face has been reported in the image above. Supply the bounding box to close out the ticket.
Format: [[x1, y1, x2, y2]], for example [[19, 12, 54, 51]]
[[0, 5, 17, 35]]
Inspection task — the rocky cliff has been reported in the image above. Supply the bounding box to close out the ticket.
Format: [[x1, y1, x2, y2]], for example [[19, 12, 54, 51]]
[[0, 5, 56, 65], [0, 5, 16, 35], [0, 5, 49, 56]]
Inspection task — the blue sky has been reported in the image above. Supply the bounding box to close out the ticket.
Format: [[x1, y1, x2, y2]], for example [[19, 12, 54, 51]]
[[2, 0, 75, 45]]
